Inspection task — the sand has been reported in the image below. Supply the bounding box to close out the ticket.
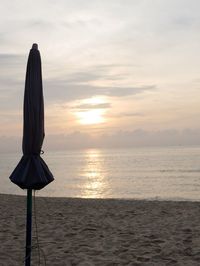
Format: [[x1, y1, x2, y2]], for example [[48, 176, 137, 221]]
[[0, 194, 200, 266]]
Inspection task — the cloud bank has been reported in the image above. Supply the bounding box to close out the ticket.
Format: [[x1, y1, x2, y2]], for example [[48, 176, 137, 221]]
[[1, 128, 199, 152]]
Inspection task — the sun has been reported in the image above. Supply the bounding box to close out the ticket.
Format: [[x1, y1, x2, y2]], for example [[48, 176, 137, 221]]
[[74, 97, 108, 125], [76, 109, 105, 125], [75, 97, 106, 125]]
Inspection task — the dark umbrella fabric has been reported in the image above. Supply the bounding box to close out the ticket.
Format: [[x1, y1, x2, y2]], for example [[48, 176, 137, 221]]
[[9, 44, 54, 190]]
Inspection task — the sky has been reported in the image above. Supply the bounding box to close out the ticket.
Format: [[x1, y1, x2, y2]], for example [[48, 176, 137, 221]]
[[0, 0, 200, 151]]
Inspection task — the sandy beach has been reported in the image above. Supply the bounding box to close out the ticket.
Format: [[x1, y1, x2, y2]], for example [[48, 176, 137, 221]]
[[1, 194, 200, 266]]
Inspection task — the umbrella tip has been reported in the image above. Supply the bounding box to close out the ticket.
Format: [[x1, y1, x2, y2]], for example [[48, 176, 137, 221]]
[[32, 43, 38, 50]]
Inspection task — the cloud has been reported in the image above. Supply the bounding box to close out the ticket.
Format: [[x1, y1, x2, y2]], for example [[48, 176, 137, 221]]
[[59, 65, 134, 84], [1, 128, 200, 152], [0, 136, 21, 153], [26, 19, 54, 29], [0, 53, 25, 78], [0, 53, 24, 64], [44, 78, 156, 102], [110, 112, 144, 118], [43, 128, 200, 150], [106, 85, 155, 97], [65, 71, 102, 83], [0, 50, 156, 111], [173, 16, 196, 28], [0, 53, 26, 105], [0, 78, 23, 111], [71, 103, 111, 110]]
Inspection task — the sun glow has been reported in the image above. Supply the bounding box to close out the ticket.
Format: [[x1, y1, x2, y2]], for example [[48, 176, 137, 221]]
[[77, 109, 105, 125], [74, 97, 108, 125]]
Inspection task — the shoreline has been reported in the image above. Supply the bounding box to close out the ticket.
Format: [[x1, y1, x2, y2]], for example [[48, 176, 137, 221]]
[[1, 193, 200, 265], [1, 192, 200, 203]]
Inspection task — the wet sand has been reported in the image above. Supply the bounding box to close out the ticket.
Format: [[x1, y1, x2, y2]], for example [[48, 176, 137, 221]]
[[0, 194, 200, 265]]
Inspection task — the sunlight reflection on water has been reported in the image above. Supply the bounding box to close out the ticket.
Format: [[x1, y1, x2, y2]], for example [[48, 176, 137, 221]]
[[80, 149, 108, 198], [1, 146, 200, 201]]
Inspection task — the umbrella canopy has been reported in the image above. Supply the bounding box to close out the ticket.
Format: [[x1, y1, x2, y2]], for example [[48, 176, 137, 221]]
[[9, 43, 54, 190]]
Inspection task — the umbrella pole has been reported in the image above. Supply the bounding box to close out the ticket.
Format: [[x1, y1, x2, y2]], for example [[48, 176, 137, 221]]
[[25, 189, 32, 266]]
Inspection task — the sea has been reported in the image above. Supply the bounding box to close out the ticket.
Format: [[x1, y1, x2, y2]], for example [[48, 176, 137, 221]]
[[0, 146, 200, 201]]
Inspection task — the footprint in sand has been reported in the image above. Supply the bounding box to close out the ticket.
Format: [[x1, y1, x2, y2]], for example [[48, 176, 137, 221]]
[[136, 256, 150, 262]]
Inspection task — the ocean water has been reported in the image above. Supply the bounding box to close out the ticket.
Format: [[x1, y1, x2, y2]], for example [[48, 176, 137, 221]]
[[0, 146, 200, 201]]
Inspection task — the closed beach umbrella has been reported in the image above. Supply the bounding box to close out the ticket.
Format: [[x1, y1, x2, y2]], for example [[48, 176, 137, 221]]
[[9, 43, 54, 265]]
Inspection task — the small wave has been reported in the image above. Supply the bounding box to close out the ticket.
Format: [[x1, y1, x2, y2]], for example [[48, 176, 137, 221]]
[[160, 169, 200, 173]]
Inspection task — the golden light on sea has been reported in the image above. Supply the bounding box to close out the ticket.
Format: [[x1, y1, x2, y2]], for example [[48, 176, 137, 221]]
[[81, 149, 108, 198]]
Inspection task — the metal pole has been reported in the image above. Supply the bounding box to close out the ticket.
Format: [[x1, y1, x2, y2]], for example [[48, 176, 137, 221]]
[[25, 189, 32, 266]]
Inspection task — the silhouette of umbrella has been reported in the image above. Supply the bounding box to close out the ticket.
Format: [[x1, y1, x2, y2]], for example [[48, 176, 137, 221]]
[[9, 43, 54, 266]]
